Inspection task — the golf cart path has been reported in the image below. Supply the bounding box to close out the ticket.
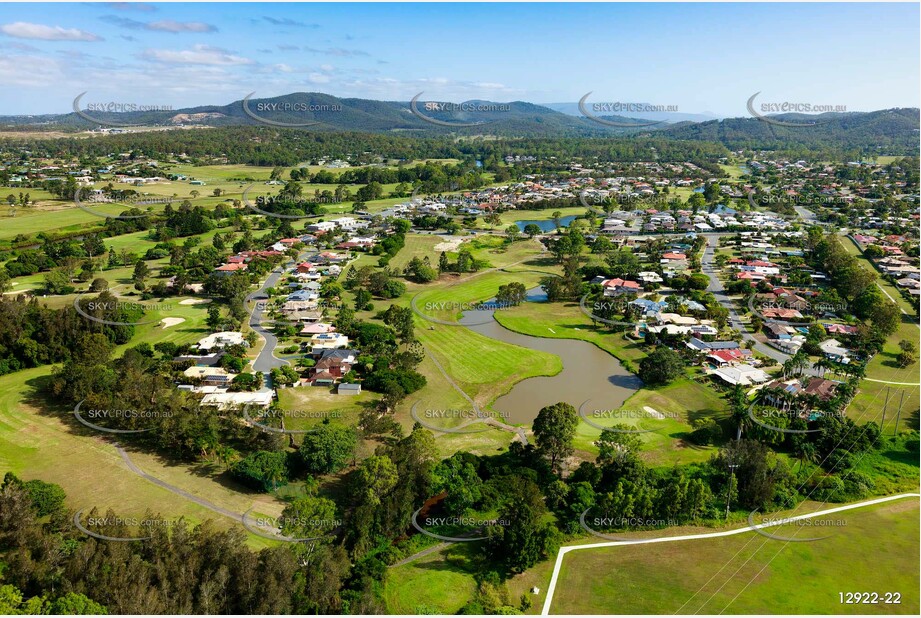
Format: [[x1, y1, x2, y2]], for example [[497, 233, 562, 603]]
[[114, 443, 243, 522], [539, 492, 920, 615]]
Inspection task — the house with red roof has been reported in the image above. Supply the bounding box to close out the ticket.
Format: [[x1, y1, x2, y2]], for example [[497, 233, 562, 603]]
[[214, 263, 248, 276], [661, 252, 687, 261], [706, 348, 753, 367], [602, 278, 642, 295], [824, 323, 859, 335]]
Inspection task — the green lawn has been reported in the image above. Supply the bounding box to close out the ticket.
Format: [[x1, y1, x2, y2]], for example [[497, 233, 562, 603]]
[[387, 233, 447, 271], [494, 300, 648, 366], [383, 544, 479, 614], [547, 499, 919, 614], [570, 377, 729, 466], [0, 366, 279, 549]]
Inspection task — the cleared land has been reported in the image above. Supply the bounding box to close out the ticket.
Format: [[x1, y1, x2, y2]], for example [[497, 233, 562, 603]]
[[545, 499, 919, 615]]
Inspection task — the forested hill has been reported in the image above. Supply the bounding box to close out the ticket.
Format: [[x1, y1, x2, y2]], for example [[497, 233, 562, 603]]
[[659, 108, 920, 155], [0, 92, 917, 157]]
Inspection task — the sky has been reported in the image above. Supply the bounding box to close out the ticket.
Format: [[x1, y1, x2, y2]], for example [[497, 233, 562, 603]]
[[0, 2, 918, 117]]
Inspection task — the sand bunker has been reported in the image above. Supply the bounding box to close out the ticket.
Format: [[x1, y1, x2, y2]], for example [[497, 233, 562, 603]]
[[178, 298, 211, 305], [160, 317, 186, 328], [643, 406, 665, 419], [433, 236, 469, 252]]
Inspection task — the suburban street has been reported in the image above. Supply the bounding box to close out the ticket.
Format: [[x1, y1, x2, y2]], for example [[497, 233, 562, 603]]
[[248, 251, 311, 381], [700, 233, 791, 364]]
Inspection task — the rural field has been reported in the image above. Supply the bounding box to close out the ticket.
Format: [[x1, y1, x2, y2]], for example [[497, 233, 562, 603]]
[[543, 499, 920, 615]]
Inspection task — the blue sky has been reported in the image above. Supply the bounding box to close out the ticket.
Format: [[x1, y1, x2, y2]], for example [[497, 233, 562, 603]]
[[0, 2, 918, 116]]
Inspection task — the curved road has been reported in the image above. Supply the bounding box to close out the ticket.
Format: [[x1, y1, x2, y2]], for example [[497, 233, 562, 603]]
[[247, 252, 313, 388]]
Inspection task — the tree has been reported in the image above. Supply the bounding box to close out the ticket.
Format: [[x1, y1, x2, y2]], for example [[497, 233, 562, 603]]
[[49, 593, 108, 615], [897, 350, 917, 368], [270, 365, 299, 387], [206, 305, 223, 331], [728, 384, 748, 439], [596, 427, 643, 467], [354, 288, 372, 311], [638, 346, 685, 385], [352, 454, 398, 507], [280, 493, 338, 539], [230, 450, 289, 491], [523, 223, 542, 238], [438, 251, 450, 273], [299, 423, 358, 474], [551, 211, 562, 230], [485, 477, 561, 573], [712, 439, 787, 511], [432, 452, 483, 514], [505, 224, 520, 243], [606, 249, 640, 278], [495, 282, 527, 307], [532, 402, 578, 473], [132, 260, 150, 290]]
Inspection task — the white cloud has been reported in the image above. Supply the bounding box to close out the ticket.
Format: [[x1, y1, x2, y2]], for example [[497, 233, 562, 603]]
[[101, 16, 217, 33], [0, 22, 102, 42], [142, 44, 253, 66], [147, 20, 216, 33], [0, 54, 66, 88], [308, 73, 331, 84]]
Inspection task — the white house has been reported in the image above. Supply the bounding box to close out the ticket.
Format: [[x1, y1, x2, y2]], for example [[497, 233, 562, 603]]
[[197, 331, 245, 351]]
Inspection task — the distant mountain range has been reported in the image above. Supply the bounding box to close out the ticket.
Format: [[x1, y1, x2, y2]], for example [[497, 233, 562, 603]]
[[1, 92, 917, 152], [543, 102, 720, 123]]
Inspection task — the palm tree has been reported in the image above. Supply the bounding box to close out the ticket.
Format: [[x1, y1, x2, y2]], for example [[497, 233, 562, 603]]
[[813, 357, 831, 378], [794, 441, 817, 472], [729, 384, 748, 440]]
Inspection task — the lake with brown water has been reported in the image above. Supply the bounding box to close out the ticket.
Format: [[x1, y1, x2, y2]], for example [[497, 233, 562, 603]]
[[458, 292, 643, 424]]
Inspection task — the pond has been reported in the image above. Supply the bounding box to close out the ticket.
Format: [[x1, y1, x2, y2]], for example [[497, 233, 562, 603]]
[[459, 290, 643, 424], [514, 215, 577, 232]]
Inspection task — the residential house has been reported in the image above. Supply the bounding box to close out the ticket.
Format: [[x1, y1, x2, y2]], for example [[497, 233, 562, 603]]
[[819, 338, 853, 364], [710, 364, 770, 386], [602, 278, 642, 296], [213, 263, 248, 276], [308, 332, 350, 355], [197, 331, 245, 352], [308, 349, 358, 386]]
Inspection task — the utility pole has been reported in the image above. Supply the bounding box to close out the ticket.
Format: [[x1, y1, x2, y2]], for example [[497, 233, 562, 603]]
[[725, 463, 739, 520], [894, 389, 905, 436], [881, 386, 891, 432]]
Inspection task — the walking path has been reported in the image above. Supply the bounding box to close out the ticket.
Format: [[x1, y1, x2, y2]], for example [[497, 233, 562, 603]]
[[539, 492, 920, 615], [114, 443, 242, 522]]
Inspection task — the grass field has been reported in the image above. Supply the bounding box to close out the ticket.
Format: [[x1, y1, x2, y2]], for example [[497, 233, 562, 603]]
[[584, 378, 729, 466], [0, 159, 481, 242], [0, 367, 281, 549], [544, 499, 919, 615], [383, 543, 480, 614], [494, 300, 648, 365]]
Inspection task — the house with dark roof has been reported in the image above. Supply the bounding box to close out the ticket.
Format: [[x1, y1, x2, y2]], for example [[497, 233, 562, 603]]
[[686, 337, 741, 353], [307, 349, 359, 386]]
